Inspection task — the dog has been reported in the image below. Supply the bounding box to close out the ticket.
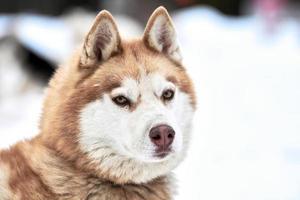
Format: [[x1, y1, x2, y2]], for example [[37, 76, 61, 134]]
[[0, 6, 196, 200]]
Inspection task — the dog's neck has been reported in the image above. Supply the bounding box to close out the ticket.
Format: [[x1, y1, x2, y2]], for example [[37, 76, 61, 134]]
[[1, 137, 172, 200]]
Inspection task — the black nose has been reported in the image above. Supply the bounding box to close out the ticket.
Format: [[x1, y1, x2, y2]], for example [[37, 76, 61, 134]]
[[149, 125, 175, 151]]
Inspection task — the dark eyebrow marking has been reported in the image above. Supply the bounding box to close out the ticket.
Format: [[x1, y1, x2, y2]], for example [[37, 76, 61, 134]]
[[166, 75, 178, 84]]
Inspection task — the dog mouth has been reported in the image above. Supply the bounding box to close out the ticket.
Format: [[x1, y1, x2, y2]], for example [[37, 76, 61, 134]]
[[154, 148, 173, 158]]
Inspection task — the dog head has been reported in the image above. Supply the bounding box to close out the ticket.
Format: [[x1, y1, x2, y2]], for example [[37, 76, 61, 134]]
[[42, 7, 196, 184]]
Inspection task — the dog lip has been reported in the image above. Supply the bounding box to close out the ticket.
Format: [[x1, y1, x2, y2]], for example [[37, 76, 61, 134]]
[[155, 152, 169, 158], [154, 148, 172, 158]]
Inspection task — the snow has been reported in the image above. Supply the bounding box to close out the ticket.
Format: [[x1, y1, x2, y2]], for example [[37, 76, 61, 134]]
[[0, 7, 300, 200], [14, 14, 74, 64], [0, 40, 44, 147], [173, 7, 300, 200]]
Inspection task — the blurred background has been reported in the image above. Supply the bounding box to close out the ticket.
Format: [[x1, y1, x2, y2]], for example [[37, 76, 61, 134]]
[[0, 0, 300, 199]]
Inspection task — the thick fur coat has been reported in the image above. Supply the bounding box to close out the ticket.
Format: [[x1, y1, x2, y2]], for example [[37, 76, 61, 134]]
[[0, 7, 196, 200]]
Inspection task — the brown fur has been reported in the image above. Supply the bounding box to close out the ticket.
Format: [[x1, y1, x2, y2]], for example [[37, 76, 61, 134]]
[[0, 7, 195, 200], [0, 139, 173, 200]]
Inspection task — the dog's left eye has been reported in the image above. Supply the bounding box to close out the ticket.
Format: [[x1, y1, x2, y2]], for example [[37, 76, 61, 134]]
[[112, 95, 131, 107], [162, 89, 175, 101]]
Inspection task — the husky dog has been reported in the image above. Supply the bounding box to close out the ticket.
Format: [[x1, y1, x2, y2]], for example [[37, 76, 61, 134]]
[[0, 6, 196, 200]]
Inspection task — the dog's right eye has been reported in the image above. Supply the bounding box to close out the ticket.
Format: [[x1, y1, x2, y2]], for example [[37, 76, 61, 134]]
[[112, 95, 131, 107], [162, 89, 175, 102]]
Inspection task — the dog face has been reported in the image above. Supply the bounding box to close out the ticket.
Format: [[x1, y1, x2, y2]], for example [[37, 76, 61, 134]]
[[43, 7, 196, 184], [80, 72, 194, 162]]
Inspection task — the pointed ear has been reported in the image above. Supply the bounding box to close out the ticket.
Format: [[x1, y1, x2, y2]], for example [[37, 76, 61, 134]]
[[80, 10, 121, 67], [143, 6, 182, 64]]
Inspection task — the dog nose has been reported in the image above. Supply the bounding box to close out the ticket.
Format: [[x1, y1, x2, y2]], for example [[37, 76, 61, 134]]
[[149, 125, 175, 150]]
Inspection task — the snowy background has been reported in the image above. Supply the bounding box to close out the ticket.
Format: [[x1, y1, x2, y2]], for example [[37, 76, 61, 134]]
[[0, 5, 300, 200]]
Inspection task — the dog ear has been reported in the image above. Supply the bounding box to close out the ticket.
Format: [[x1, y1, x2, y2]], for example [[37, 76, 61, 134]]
[[143, 6, 182, 64], [80, 10, 121, 68]]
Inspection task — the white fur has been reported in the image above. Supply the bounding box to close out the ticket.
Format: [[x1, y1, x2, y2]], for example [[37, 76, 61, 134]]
[[0, 164, 11, 200], [147, 15, 182, 63], [111, 78, 140, 102], [79, 73, 194, 183]]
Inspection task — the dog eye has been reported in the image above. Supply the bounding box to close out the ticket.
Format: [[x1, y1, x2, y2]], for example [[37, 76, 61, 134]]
[[162, 89, 175, 101], [112, 95, 130, 107]]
